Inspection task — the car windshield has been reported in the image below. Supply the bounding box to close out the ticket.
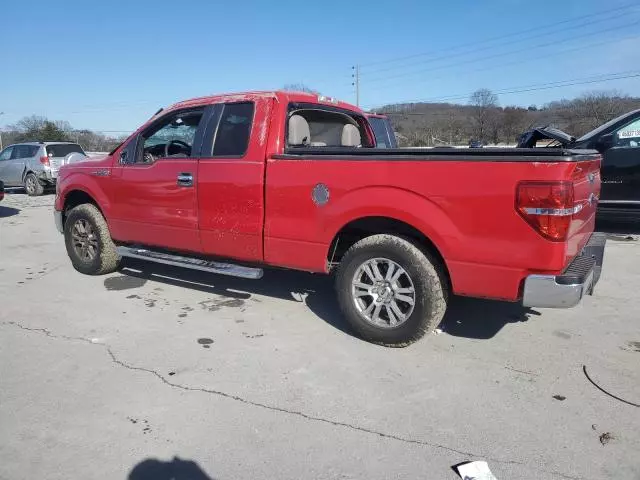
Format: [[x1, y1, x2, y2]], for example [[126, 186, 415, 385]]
[[576, 109, 640, 142], [46, 144, 85, 157]]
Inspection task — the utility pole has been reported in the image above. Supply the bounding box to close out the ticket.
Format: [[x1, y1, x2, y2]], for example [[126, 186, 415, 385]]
[[0, 112, 4, 150], [351, 65, 360, 107]]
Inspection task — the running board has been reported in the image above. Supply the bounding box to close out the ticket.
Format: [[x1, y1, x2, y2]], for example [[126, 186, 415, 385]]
[[116, 246, 263, 280]]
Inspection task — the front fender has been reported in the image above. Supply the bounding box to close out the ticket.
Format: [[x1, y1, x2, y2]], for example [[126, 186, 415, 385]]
[[57, 172, 112, 218], [323, 185, 461, 259]]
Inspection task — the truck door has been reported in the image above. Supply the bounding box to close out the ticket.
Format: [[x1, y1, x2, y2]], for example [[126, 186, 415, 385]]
[[600, 117, 640, 204], [109, 108, 207, 254], [7, 145, 30, 186], [0, 147, 15, 185], [197, 99, 270, 262]]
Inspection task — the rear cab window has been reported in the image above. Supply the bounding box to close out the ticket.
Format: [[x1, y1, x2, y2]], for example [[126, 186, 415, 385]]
[[368, 116, 397, 148], [286, 103, 373, 149], [46, 144, 85, 157]]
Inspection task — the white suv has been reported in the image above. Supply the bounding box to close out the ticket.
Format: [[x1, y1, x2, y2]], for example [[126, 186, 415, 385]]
[[0, 142, 86, 196]]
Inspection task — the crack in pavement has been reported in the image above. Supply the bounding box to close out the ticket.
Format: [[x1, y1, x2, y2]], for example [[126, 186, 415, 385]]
[[2, 320, 588, 480]]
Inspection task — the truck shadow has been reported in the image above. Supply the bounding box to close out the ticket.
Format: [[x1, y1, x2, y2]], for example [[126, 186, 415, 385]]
[[0, 206, 20, 218], [119, 258, 535, 341], [127, 456, 214, 479], [596, 218, 640, 236]]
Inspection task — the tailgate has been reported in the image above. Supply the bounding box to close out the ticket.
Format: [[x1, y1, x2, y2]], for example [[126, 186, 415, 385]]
[[565, 156, 602, 262]]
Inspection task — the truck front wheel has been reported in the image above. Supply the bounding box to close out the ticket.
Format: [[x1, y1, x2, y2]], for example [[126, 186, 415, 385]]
[[336, 234, 448, 346], [64, 204, 120, 275]]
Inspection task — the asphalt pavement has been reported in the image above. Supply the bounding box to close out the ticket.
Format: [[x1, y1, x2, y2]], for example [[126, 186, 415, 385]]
[[1, 191, 638, 480]]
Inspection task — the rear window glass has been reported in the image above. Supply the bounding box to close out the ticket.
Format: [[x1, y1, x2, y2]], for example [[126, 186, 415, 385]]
[[369, 117, 395, 148], [46, 144, 84, 157], [212, 102, 254, 157]]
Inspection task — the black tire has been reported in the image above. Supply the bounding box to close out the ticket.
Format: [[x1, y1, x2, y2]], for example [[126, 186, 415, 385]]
[[64, 203, 120, 275], [336, 234, 448, 346], [24, 173, 44, 196]]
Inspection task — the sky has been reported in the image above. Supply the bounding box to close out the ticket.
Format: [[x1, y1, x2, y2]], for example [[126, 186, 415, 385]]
[[1, 0, 640, 134]]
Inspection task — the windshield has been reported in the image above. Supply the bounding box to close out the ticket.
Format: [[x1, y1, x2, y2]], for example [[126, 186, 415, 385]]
[[368, 116, 397, 148], [577, 109, 640, 142], [45, 144, 85, 157]]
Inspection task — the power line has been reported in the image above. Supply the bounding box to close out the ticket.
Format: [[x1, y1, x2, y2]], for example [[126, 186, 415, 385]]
[[359, 32, 640, 96], [358, 2, 639, 69], [360, 9, 633, 77], [365, 71, 640, 110], [360, 18, 640, 85]]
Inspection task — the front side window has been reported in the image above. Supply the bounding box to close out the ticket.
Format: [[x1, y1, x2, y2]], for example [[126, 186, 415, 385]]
[[140, 110, 204, 163], [615, 118, 640, 148], [212, 102, 254, 157], [0, 147, 13, 161]]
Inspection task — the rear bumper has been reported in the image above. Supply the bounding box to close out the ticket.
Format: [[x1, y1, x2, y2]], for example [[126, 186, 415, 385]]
[[522, 232, 606, 308]]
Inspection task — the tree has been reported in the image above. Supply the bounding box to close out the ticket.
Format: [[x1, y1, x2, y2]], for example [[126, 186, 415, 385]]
[[502, 107, 531, 144], [469, 89, 499, 143], [9, 115, 70, 143], [282, 83, 320, 94]]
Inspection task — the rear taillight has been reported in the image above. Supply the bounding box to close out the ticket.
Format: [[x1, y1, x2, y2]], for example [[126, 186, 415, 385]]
[[516, 181, 579, 242], [40, 156, 50, 166]]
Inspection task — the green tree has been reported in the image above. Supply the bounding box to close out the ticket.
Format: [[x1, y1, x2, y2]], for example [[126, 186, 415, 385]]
[[10, 115, 70, 143]]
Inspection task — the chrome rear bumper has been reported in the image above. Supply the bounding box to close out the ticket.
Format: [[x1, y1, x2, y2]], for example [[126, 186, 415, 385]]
[[523, 232, 606, 308]]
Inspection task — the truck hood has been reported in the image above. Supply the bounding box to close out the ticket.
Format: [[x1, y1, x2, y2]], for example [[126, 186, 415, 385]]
[[59, 155, 111, 175], [517, 126, 575, 148]]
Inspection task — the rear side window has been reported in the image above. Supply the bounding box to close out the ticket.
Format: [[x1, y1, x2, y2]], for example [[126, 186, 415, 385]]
[[11, 145, 38, 159], [46, 144, 84, 157], [287, 106, 372, 148], [212, 102, 254, 157]]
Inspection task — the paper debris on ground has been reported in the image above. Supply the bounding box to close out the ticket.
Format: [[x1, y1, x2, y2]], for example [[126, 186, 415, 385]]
[[455, 461, 498, 480]]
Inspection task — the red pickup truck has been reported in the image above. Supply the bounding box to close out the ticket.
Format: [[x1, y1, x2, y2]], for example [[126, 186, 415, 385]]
[[54, 90, 606, 345]]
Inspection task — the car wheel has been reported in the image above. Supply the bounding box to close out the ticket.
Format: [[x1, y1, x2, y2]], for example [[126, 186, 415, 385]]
[[64, 203, 120, 275], [336, 234, 448, 346], [24, 173, 44, 196]]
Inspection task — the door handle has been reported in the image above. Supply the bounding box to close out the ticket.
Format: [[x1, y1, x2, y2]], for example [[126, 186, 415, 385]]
[[177, 173, 193, 187]]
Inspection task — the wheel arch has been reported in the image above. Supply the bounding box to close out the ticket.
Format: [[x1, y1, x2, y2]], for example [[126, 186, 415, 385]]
[[327, 215, 451, 288], [61, 189, 105, 227]]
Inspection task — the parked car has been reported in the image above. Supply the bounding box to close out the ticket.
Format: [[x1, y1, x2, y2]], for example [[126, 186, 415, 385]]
[[468, 140, 483, 148], [0, 179, 4, 202], [54, 90, 605, 346], [517, 109, 640, 221], [366, 113, 398, 148], [0, 142, 87, 196]]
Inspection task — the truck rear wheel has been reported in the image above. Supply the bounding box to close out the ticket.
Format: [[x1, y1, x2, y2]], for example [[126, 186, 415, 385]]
[[64, 204, 120, 275], [336, 234, 448, 346]]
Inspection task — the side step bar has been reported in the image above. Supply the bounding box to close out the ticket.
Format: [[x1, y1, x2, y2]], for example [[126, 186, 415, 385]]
[[116, 246, 264, 280]]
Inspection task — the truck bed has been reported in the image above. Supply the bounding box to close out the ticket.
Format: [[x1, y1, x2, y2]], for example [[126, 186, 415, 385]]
[[275, 147, 600, 161]]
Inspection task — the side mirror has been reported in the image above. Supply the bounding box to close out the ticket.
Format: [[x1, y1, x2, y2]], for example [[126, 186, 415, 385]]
[[596, 133, 614, 152]]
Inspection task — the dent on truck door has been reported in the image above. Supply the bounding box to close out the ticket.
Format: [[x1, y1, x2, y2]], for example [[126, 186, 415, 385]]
[[109, 107, 209, 253], [197, 100, 269, 262]]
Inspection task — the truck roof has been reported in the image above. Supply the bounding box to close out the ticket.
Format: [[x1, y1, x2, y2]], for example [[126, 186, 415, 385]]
[[6, 141, 80, 147], [169, 90, 362, 114]]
